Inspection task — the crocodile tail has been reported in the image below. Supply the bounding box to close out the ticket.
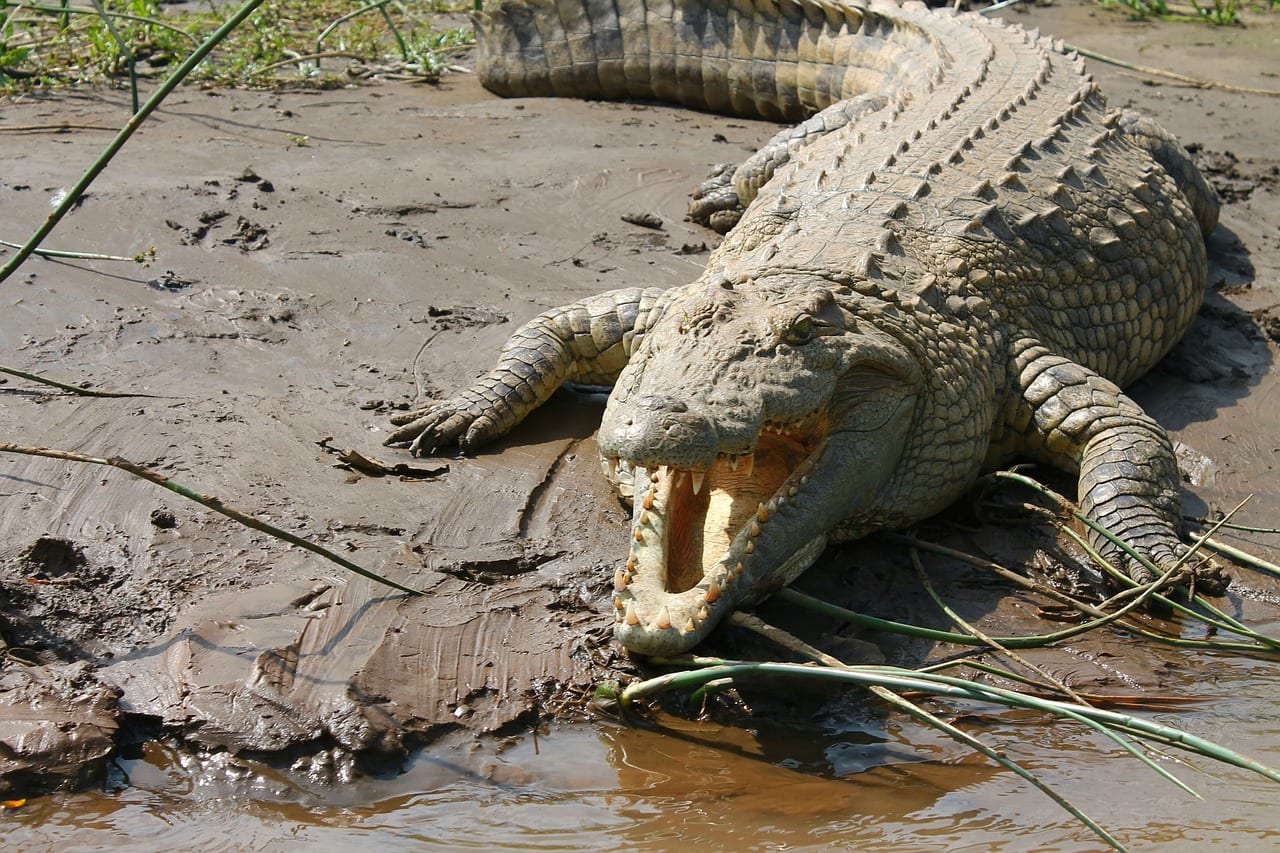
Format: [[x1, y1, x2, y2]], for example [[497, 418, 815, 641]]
[[472, 0, 946, 123]]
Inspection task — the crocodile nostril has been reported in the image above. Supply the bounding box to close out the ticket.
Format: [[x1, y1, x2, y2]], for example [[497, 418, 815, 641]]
[[637, 395, 688, 414]]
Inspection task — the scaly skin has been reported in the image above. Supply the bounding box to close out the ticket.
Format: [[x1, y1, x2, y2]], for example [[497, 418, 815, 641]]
[[386, 0, 1225, 655]]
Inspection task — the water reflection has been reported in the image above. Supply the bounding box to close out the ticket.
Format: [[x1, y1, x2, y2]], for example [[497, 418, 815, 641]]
[[5, 657, 1280, 850]]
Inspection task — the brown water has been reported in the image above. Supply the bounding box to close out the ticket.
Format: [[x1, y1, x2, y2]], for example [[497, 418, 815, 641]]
[[8, 652, 1280, 851]]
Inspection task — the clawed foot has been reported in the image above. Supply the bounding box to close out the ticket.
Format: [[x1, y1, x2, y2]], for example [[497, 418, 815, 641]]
[[385, 400, 501, 455], [688, 163, 745, 234], [1101, 537, 1230, 598]]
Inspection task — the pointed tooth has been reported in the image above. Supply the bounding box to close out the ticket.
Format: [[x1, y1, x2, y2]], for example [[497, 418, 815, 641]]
[[642, 490, 655, 510], [691, 470, 705, 494], [742, 454, 755, 476], [745, 540, 755, 554], [705, 577, 720, 603], [674, 470, 686, 490], [757, 503, 769, 524], [659, 465, 669, 481], [788, 486, 799, 498], [613, 596, 624, 611], [655, 606, 671, 630], [697, 605, 709, 621], [639, 510, 650, 526], [614, 568, 628, 592], [625, 600, 640, 626], [750, 521, 761, 538], [634, 529, 645, 543], [735, 562, 744, 576], [729, 455, 739, 472], [609, 456, 620, 473], [682, 617, 696, 634]]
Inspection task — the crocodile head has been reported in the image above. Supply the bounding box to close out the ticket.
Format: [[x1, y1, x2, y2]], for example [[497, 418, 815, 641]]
[[598, 275, 921, 655]]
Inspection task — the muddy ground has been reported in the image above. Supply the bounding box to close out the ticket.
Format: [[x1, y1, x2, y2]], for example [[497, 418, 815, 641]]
[[1, 0, 1278, 800]]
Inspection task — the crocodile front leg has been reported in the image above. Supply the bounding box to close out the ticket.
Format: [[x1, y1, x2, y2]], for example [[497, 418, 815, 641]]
[[688, 94, 890, 233], [1001, 343, 1228, 593], [386, 286, 666, 454]]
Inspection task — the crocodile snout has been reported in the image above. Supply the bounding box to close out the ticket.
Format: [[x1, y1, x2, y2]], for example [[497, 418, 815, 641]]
[[599, 394, 720, 470]]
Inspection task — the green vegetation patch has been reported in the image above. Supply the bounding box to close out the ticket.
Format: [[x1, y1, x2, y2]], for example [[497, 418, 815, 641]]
[[1097, 0, 1278, 26], [0, 0, 475, 92]]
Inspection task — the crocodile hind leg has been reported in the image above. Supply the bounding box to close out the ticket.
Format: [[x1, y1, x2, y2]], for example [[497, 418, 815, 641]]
[[688, 94, 889, 233], [386, 286, 665, 454], [1001, 343, 1228, 593], [1117, 110, 1220, 238]]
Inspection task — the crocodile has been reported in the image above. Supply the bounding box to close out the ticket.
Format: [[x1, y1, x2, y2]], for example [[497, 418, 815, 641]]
[[386, 0, 1225, 655]]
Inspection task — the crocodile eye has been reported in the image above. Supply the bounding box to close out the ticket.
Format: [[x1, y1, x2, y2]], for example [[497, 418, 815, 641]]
[[784, 316, 813, 345]]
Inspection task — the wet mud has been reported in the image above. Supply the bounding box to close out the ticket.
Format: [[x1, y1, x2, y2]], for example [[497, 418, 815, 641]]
[[2, 1, 1280, 847]]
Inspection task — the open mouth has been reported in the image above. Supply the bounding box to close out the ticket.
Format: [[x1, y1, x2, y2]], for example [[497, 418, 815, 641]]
[[607, 410, 830, 648]]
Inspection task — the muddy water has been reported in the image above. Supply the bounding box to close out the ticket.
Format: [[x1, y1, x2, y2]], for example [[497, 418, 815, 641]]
[[9, 658, 1280, 852]]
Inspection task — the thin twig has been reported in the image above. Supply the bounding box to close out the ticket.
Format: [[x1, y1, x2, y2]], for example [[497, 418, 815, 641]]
[[0, 239, 154, 264], [1191, 534, 1280, 578], [1065, 43, 1280, 97], [0, 123, 117, 133], [0, 443, 422, 596], [0, 365, 158, 398], [254, 50, 368, 75]]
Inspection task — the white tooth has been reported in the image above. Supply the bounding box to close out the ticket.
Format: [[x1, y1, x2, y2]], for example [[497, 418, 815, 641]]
[[742, 454, 755, 476], [625, 600, 639, 626], [659, 465, 669, 481], [639, 510, 650, 526], [682, 618, 696, 633], [655, 606, 671, 630], [691, 470, 705, 494], [674, 470, 686, 490], [609, 456, 620, 473], [614, 568, 628, 592], [729, 455, 739, 472], [705, 577, 721, 603]]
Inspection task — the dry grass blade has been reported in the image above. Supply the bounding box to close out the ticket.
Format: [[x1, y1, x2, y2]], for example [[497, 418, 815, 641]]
[[0, 365, 159, 397]]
